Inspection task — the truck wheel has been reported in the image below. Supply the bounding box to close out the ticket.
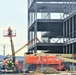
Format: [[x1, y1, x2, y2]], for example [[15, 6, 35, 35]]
[[64, 66, 70, 70], [28, 64, 36, 71]]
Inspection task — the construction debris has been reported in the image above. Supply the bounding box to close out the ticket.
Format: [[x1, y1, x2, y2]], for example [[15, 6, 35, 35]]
[[30, 66, 60, 75], [42, 67, 60, 74]]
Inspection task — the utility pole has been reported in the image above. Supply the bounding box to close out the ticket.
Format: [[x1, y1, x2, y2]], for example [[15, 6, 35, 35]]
[[3, 45, 5, 56]]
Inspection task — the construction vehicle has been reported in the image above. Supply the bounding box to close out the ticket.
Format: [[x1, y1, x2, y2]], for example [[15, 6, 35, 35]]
[[24, 54, 70, 71], [3, 29, 70, 71], [3, 27, 19, 72], [3, 29, 72, 72], [3, 29, 40, 72], [13, 37, 70, 71]]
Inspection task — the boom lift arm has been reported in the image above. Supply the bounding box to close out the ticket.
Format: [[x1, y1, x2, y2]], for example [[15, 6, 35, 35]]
[[6, 37, 40, 58], [15, 37, 40, 54], [10, 36, 15, 65]]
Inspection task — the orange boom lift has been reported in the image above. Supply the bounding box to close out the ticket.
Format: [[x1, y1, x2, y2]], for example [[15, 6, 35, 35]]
[[3, 27, 16, 70], [24, 55, 65, 71]]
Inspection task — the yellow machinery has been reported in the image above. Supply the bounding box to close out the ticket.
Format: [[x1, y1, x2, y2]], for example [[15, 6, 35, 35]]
[[53, 54, 76, 63]]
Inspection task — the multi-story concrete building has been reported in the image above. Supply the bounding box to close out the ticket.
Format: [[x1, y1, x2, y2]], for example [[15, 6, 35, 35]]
[[28, 0, 76, 55]]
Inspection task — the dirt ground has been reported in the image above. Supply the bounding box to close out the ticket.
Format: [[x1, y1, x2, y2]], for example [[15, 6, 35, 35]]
[[29, 69, 76, 75], [60, 71, 76, 74]]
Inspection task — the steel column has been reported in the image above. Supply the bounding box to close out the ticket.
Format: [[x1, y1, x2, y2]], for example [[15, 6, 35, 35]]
[[69, 18, 71, 53], [34, 0, 37, 53]]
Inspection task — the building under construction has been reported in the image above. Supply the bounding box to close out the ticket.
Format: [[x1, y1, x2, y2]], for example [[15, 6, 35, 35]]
[[27, 0, 76, 67], [28, 0, 76, 54]]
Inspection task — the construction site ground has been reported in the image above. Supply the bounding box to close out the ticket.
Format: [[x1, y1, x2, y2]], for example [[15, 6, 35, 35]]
[[29, 71, 76, 75], [0, 72, 76, 75], [23, 53, 76, 75], [27, 66, 76, 75]]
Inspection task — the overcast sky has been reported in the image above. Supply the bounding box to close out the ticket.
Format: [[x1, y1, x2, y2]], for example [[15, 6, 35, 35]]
[[0, 0, 28, 56]]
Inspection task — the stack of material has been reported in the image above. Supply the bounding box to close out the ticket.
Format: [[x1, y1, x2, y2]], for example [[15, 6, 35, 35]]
[[42, 67, 59, 74], [30, 66, 60, 75], [38, 52, 46, 56]]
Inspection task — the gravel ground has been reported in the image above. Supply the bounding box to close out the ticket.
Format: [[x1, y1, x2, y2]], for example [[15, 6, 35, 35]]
[[0, 71, 76, 75]]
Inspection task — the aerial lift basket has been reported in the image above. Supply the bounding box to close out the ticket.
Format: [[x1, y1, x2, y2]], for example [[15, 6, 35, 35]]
[[3, 30, 16, 37]]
